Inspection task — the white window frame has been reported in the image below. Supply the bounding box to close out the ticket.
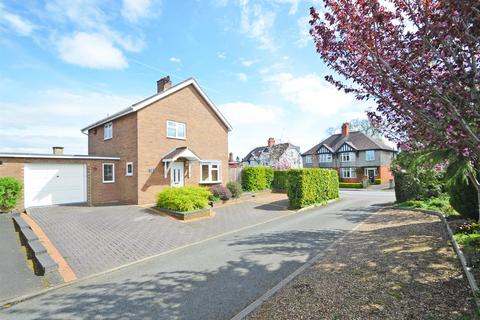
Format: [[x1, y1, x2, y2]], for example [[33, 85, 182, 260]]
[[103, 163, 115, 183], [364, 167, 377, 176], [126, 162, 133, 176], [341, 167, 357, 179], [318, 153, 332, 163], [104, 122, 113, 140], [199, 161, 221, 183], [166, 120, 186, 139], [305, 155, 312, 164], [340, 152, 355, 162], [365, 150, 375, 161]]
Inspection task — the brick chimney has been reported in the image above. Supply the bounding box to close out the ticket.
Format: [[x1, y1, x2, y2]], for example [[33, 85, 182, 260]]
[[157, 76, 172, 93], [229, 152, 234, 162], [267, 137, 275, 147], [341, 122, 350, 137], [52, 146, 64, 155]]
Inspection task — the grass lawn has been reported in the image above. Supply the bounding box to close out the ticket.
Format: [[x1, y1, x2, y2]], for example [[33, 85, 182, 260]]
[[396, 194, 459, 217]]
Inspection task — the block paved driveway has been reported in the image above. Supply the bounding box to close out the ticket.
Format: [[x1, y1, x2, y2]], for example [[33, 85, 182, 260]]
[[28, 194, 291, 278]]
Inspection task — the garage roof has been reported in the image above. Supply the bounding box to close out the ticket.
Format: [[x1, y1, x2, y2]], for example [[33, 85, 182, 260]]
[[0, 153, 120, 160]]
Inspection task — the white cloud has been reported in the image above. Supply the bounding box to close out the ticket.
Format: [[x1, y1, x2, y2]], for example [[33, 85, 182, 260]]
[[169, 57, 181, 63], [237, 73, 248, 82], [219, 102, 280, 125], [121, 0, 153, 23], [264, 73, 353, 115], [0, 4, 35, 36], [296, 15, 311, 47], [240, 1, 275, 50], [0, 89, 138, 154], [217, 52, 226, 59], [57, 32, 128, 69], [240, 58, 259, 67]]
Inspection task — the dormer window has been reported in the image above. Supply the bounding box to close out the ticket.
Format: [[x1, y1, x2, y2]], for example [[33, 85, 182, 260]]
[[167, 120, 186, 139], [104, 122, 113, 140]]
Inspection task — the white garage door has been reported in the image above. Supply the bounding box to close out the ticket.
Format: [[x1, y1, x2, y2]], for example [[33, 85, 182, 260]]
[[24, 163, 87, 208]]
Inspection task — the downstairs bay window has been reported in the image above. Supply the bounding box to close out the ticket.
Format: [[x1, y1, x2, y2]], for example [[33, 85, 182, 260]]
[[200, 161, 221, 183]]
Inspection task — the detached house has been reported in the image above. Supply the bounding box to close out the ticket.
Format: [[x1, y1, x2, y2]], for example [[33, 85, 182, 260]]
[[302, 123, 396, 183], [243, 138, 302, 169], [0, 76, 232, 210]]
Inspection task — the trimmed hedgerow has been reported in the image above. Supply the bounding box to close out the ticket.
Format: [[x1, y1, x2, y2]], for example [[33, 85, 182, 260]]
[[374, 178, 382, 185], [339, 182, 363, 189], [272, 170, 289, 192], [0, 177, 23, 212], [242, 166, 274, 192], [287, 169, 339, 209], [157, 186, 211, 212]]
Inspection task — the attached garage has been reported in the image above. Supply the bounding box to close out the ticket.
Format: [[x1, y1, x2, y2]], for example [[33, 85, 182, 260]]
[[0, 151, 121, 211], [24, 163, 87, 208]]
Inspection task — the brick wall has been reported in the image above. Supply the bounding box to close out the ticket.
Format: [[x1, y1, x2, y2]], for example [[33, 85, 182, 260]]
[[88, 113, 138, 204], [136, 84, 229, 204]]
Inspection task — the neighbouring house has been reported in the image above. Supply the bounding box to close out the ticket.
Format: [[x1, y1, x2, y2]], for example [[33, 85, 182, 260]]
[[0, 76, 232, 210], [302, 122, 396, 183], [242, 138, 302, 169]]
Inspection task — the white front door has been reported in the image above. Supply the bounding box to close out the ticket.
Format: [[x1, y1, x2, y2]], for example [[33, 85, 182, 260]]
[[170, 162, 184, 187], [24, 163, 87, 208]]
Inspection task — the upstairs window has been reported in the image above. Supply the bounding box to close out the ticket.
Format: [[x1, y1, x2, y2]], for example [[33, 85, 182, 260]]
[[167, 120, 186, 139], [104, 122, 113, 140], [340, 152, 355, 162], [365, 150, 375, 161], [319, 153, 332, 163], [305, 155, 312, 164]]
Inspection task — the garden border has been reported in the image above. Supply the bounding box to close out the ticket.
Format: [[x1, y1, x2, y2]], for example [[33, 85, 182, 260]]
[[390, 206, 480, 310]]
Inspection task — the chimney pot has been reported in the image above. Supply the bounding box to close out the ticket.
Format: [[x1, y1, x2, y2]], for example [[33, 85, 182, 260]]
[[157, 76, 172, 93], [53, 146, 64, 155], [267, 137, 275, 147], [341, 122, 350, 136], [229, 152, 234, 162]]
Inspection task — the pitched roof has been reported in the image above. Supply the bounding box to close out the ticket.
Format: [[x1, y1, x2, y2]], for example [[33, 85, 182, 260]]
[[302, 131, 395, 155], [81, 78, 232, 133], [243, 143, 298, 162]]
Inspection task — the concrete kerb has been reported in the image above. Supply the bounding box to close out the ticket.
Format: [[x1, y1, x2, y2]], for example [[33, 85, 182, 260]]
[[388, 206, 480, 311]]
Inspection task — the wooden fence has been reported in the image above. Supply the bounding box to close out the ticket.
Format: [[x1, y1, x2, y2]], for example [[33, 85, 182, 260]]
[[228, 166, 242, 182]]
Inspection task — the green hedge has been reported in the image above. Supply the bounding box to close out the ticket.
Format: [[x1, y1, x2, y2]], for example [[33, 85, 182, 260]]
[[157, 186, 211, 212], [0, 177, 23, 211], [394, 171, 422, 202], [272, 170, 289, 192], [287, 169, 339, 209], [374, 178, 381, 185], [242, 166, 274, 191], [339, 182, 363, 189], [448, 177, 479, 220]]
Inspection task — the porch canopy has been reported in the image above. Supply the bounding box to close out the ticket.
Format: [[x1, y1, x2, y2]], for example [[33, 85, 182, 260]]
[[162, 147, 201, 178]]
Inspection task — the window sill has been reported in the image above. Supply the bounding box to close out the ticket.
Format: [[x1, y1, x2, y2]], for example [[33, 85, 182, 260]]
[[166, 136, 186, 140], [104, 137, 112, 141], [103, 181, 115, 184], [125, 174, 133, 177]]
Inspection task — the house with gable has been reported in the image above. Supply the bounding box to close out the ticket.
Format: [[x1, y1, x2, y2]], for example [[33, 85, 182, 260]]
[[242, 138, 302, 169], [302, 122, 396, 183]]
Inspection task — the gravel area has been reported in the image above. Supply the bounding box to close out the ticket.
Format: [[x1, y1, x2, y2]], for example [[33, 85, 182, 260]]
[[248, 209, 478, 320]]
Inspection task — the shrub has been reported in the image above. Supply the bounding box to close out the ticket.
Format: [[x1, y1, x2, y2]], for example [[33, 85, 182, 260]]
[[391, 151, 445, 202], [0, 177, 23, 212], [448, 177, 479, 220], [287, 169, 339, 209], [272, 170, 289, 192], [209, 185, 232, 201], [157, 186, 211, 212], [339, 182, 363, 189], [226, 181, 243, 198], [374, 178, 381, 185], [242, 166, 274, 191], [397, 194, 458, 216]]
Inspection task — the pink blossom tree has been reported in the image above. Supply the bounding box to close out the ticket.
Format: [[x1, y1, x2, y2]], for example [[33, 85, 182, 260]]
[[309, 0, 480, 216]]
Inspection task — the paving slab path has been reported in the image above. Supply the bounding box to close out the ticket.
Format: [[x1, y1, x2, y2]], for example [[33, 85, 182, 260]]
[[0, 214, 44, 303], [248, 209, 477, 320]]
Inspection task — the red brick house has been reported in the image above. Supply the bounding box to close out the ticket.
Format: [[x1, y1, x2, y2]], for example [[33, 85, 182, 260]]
[[0, 77, 232, 210], [302, 123, 396, 184]]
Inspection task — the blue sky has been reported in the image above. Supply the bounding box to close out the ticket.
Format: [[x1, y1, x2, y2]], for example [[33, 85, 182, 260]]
[[0, 0, 374, 158]]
